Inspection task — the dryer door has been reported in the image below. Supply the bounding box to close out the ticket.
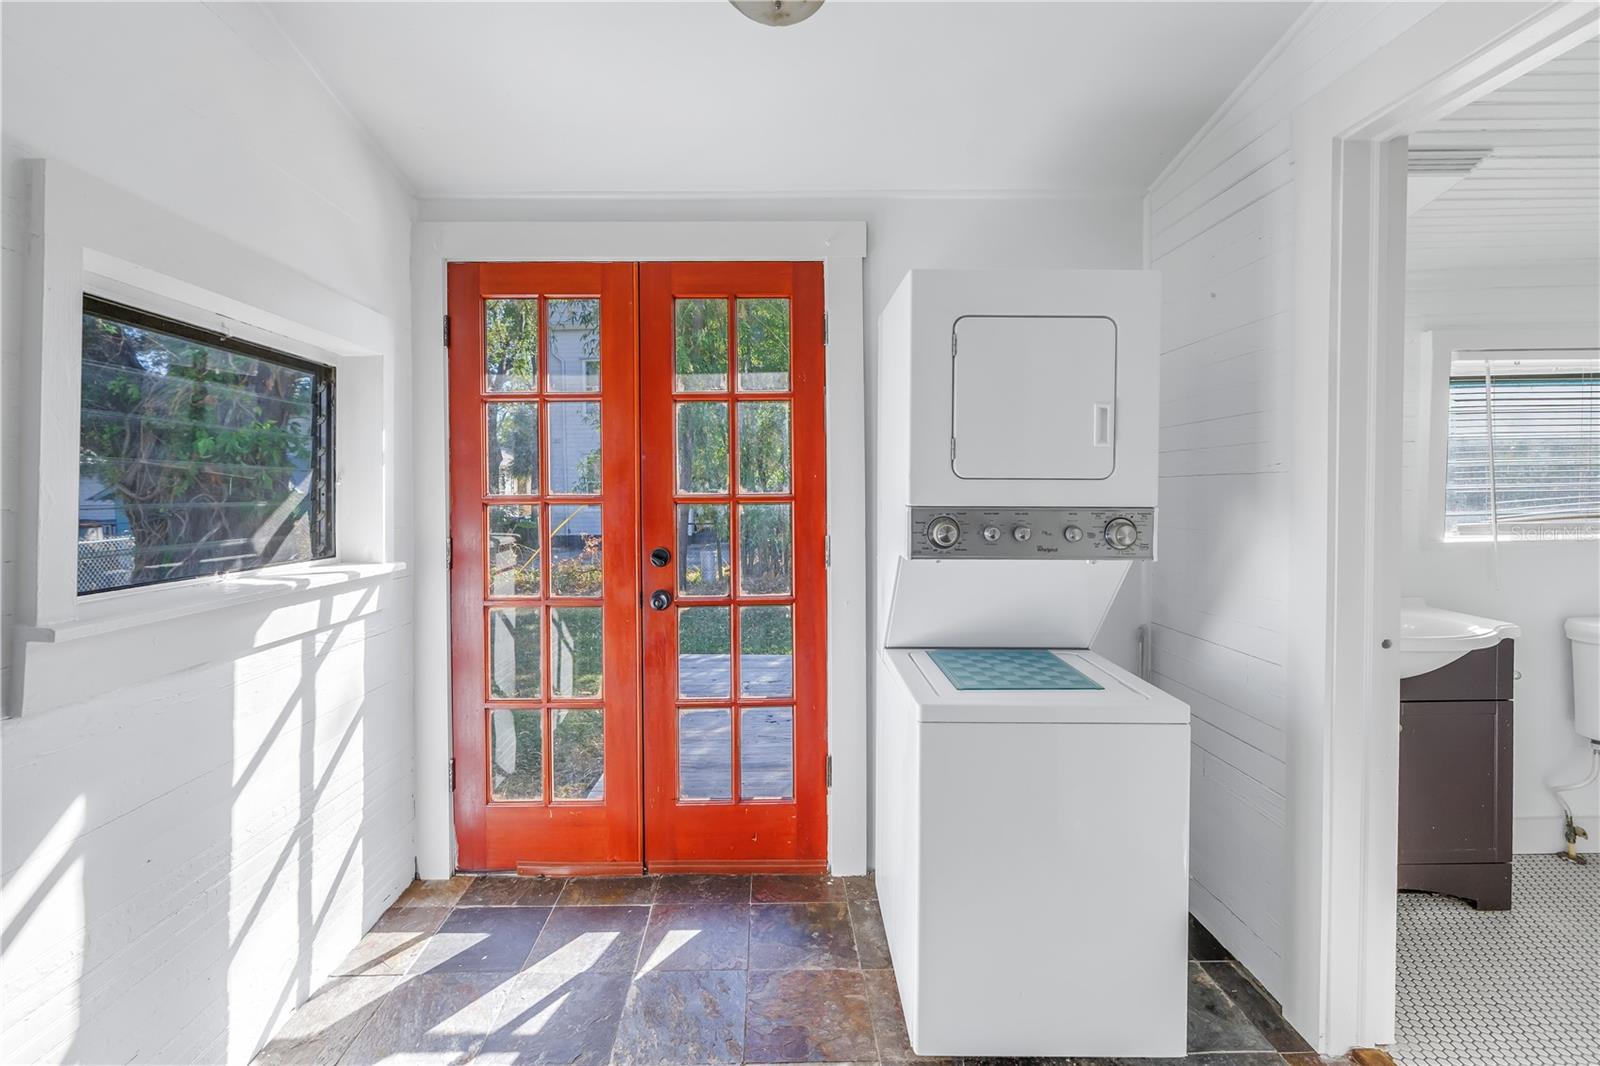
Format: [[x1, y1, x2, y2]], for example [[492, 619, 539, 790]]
[[951, 315, 1116, 480]]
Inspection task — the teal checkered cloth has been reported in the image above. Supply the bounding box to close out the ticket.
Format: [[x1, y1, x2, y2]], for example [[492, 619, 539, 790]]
[[927, 648, 1103, 691]]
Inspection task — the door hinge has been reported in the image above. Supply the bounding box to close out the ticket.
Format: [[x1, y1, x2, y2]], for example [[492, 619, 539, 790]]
[[826, 755, 833, 790], [446, 536, 453, 569], [449, 758, 456, 792], [825, 534, 831, 567], [443, 314, 451, 347], [823, 312, 829, 345]]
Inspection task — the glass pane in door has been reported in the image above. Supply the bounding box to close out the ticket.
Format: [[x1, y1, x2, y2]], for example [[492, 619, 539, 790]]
[[552, 708, 605, 800], [549, 504, 603, 597], [737, 401, 791, 494], [736, 298, 790, 392], [678, 504, 731, 596], [487, 402, 539, 495], [678, 707, 732, 800], [737, 503, 792, 595], [679, 606, 732, 698], [676, 402, 730, 494], [546, 299, 601, 393], [740, 707, 793, 800], [490, 708, 543, 800], [488, 505, 542, 596], [547, 402, 603, 494], [485, 299, 539, 392], [675, 299, 729, 392], [549, 606, 602, 698], [488, 606, 541, 699], [739, 605, 793, 698]]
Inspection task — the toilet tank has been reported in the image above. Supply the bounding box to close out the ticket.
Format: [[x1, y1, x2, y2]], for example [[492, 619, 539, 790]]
[[1568, 617, 1600, 742]]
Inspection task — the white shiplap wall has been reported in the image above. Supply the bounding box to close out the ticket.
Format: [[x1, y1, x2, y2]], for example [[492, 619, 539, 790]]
[[1145, 1, 1441, 998], [0, 5, 417, 1063]]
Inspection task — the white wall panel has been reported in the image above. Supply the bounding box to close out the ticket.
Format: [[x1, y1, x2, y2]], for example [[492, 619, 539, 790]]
[[1144, 1, 1443, 1006], [0, 5, 415, 1063]]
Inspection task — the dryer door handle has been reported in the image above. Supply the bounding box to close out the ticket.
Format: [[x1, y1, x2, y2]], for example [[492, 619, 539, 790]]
[[1093, 402, 1114, 448]]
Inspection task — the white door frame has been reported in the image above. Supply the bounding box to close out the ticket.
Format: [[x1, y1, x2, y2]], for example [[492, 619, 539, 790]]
[[1289, 2, 1599, 1051], [409, 220, 870, 880]]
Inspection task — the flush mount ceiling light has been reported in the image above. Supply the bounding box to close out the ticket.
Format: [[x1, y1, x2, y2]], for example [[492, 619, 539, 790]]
[[730, 0, 824, 27]]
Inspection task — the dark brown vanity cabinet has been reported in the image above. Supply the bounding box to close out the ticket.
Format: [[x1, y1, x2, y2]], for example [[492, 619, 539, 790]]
[[1398, 640, 1514, 910]]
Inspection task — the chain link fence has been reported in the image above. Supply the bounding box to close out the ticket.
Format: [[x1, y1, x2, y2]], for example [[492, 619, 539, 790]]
[[77, 536, 135, 593]]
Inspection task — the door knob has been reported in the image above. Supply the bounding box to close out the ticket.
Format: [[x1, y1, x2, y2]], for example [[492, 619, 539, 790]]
[[650, 590, 673, 611], [650, 547, 671, 568]]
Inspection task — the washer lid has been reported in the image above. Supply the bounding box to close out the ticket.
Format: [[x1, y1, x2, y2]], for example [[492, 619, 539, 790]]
[[886, 648, 1189, 725]]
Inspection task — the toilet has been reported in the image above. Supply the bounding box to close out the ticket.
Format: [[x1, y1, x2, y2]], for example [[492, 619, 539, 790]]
[[1568, 617, 1600, 742]]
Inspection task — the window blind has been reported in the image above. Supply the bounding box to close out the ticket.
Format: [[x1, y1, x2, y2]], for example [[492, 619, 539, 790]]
[[1445, 365, 1600, 538]]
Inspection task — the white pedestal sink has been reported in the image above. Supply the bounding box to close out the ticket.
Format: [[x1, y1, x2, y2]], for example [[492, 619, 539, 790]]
[[1399, 600, 1521, 679]]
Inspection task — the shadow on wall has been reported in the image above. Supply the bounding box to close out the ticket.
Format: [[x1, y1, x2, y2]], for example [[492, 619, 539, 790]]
[[1, 579, 411, 1061]]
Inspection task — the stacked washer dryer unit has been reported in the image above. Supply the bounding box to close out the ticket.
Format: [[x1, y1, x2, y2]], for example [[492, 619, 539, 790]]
[[874, 269, 1189, 1058]]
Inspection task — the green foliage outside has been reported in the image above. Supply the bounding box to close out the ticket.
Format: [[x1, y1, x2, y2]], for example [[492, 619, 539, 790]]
[[674, 298, 729, 388], [492, 709, 543, 800], [485, 299, 538, 391], [553, 708, 605, 799], [489, 607, 541, 699], [672, 298, 794, 597], [551, 606, 603, 698], [736, 298, 790, 390], [739, 504, 793, 594], [680, 605, 792, 656], [488, 402, 538, 494], [80, 312, 319, 586]]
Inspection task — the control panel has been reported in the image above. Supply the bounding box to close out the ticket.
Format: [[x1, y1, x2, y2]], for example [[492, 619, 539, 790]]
[[909, 506, 1156, 560]]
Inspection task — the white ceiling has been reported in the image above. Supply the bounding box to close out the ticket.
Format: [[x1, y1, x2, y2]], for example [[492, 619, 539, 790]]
[[267, 1, 1306, 199], [1408, 37, 1599, 275]]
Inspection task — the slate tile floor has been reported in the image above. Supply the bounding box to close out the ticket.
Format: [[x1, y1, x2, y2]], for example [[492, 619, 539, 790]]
[[255, 874, 1341, 1066]]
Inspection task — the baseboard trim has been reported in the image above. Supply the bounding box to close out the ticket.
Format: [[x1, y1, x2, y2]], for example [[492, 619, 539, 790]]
[[1513, 814, 1599, 856]]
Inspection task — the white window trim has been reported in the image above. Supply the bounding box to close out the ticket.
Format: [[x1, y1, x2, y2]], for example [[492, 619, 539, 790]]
[[9, 159, 404, 716], [410, 219, 869, 880], [1417, 327, 1600, 550]]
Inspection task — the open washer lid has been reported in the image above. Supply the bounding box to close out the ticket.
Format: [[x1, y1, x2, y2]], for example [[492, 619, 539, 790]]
[[885, 648, 1189, 725]]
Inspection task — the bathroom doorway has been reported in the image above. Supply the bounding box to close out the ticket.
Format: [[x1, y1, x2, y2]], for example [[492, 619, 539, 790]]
[[1386, 36, 1600, 1064]]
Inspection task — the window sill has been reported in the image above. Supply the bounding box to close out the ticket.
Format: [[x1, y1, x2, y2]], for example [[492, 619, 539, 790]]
[[9, 560, 408, 717], [19, 560, 406, 643], [20, 561, 408, 645], [1434, 535, 1600, 547]]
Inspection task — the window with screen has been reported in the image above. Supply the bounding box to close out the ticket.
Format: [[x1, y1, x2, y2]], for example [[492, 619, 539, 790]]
[[1445, 355, 1600, 539], [78, 296, 334, 593]]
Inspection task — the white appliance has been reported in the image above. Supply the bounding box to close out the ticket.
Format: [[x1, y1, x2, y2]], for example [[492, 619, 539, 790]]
[[873, 269, 1189, 1058]]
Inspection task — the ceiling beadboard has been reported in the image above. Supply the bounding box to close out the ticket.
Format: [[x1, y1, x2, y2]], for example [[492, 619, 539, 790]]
[[1409, 37, 1598, 277]]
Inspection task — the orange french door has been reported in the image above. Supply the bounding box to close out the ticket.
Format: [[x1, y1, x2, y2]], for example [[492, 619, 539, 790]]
[[448, 262, 642, 874], [448, 260, 826, 874], [639, 262, 828, 872]]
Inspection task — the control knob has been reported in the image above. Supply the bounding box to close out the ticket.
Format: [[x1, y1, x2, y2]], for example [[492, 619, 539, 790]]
[[981, 525, 1001, 543], [1104, 517, 1139, 550], [1012, 525, 1032, 543], [1062, 525, 1084, 543], [927, 516, 961, 549]]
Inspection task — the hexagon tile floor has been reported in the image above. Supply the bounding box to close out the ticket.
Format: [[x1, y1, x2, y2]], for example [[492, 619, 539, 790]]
[[1390, 854, 1600, 1066]]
